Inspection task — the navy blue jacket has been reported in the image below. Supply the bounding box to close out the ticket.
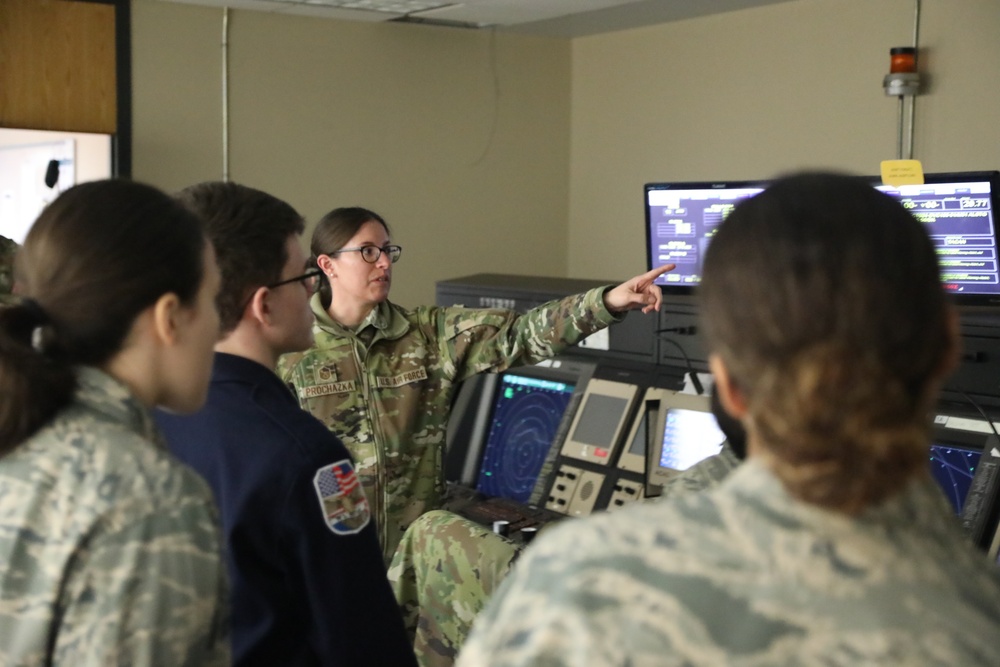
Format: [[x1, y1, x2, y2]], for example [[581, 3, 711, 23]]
[[156, 353, 416, 667]]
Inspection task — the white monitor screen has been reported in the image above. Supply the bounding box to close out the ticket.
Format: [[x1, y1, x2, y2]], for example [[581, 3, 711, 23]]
[[657, 407, 726, 472]]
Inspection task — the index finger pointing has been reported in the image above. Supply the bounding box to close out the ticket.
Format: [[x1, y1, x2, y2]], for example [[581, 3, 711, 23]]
[[644, 264, 676, 282]]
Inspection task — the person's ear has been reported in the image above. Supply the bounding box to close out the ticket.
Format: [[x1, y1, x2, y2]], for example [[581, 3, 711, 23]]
[[151, 292, 183, 346], [316, 254, 336, 279], [247, 287, 272, 327], [709, 354, 748, 420]]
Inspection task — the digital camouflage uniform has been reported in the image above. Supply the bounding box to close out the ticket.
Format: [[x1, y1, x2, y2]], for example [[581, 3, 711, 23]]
[[0, 367, 230, 667], [279, 287, 619, 563], [390, 443, 743, 667], [388, 510, 520, 667], [0, 234, 18, 305], [457, 458, 1000, 667]]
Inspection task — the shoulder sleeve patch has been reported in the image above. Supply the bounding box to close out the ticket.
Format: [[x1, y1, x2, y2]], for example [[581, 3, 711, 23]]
[[313, 460, 371, 535]]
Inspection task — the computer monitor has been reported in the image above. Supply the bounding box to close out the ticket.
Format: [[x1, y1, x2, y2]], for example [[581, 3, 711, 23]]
[[931, 410, 1000, 550], [644, 179, 768, 292], [646, 391, 727, 494], [873, 171, 1000, 306], [929, 443, 983, 514], [644, 171, 1000, 305], [474, 370, 578, 503], [559, 378, 639, 466]]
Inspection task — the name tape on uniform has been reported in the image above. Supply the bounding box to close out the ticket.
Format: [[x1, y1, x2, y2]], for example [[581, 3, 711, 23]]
[[375, 368, 428, 388], [299, 380, 356, 399]]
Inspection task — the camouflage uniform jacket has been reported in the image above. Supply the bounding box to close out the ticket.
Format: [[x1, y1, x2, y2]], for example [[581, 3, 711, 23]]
[[0, 366, 230, 667], [0, 234, 18, 306], [458, 458, 1000, 667], [279, 287, 619, 562]]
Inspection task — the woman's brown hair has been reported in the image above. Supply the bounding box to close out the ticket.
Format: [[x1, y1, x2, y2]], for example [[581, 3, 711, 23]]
[[0, 179, 207, 455], [310, 207, 390, 310], [700, 172, 951, 514]]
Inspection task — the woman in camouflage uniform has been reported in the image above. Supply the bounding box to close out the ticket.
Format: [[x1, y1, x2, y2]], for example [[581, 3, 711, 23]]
[[280, 206, 672, 562], [0, 180, 229, 666]]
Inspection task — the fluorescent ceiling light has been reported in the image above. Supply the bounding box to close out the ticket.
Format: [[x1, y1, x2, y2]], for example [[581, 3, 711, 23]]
[[276, 0, 454, 12]]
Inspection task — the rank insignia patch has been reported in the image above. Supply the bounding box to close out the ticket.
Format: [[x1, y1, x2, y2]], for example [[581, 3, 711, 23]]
[[313, 460, 370, 535]]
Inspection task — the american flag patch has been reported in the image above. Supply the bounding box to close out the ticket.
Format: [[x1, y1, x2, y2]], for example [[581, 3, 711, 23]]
[[313, 460, 370, 535]]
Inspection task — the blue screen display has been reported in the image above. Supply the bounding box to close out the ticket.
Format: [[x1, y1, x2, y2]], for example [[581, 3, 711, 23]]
[[929, 443, 982, 514], [476, 373, 576, 502]]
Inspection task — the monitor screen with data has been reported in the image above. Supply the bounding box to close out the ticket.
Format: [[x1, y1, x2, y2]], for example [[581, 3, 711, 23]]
[[929, 443, 982, 515], [644, 171, 1000, 305], [475, 371, 577, 503], [646, 391, 726, 493], [655, 408, 726, 472], [644, 180, 766, 292], [874, 172, 1000, 304]]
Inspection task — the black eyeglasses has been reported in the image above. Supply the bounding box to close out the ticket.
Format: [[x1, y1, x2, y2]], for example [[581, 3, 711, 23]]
[[331, 245, 402, 264], [266, 268, 323, 291], [240, 268, 323, 315]]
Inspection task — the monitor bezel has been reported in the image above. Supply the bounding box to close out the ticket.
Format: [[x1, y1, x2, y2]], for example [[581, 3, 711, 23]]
[[618, 386, 671, 474], [559, 378, 639, 467]]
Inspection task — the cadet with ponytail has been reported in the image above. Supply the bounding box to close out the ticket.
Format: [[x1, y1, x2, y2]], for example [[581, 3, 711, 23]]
[[699, 172, 952, 513], [0, 179, 229, 665]]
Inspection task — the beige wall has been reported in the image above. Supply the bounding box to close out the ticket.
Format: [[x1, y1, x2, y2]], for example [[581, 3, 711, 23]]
[[131, 0, 571, 307], [131, 0, 1000, 302], [569, 0, 1000, 279]]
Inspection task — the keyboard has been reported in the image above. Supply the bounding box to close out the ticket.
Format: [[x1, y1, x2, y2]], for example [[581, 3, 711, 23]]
[[456, 496, 564, 534]]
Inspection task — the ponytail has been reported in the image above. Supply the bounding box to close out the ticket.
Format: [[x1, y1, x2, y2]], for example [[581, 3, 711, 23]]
[[738, 345, 929, 515], [0, 178, 208, 456], [0, 301, 74, 455]]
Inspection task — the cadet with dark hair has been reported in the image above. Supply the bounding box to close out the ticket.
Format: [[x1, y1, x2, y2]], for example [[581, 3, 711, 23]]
[[458, 172, 1000, 666], [0, 180, 229, 665], [280, 206, 674, 561], [156, 183, 416, 667]]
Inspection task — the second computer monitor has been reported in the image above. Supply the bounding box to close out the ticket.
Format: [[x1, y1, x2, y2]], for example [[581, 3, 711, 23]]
[[475, 371, 577, 503], [560, 378, 639, 466], [646, 391, 727, 493], [930, 443, 983, 515]]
